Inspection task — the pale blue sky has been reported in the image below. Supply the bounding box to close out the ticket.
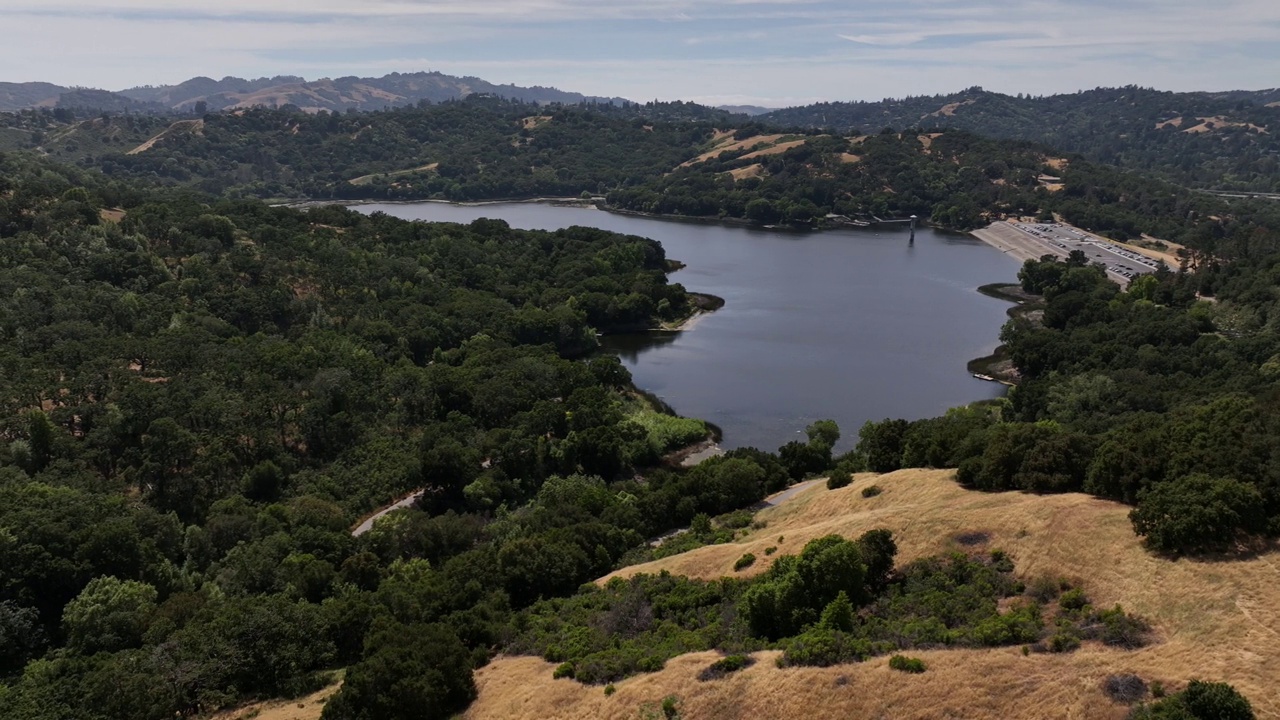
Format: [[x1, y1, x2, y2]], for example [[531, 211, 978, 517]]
[[4, 0, 1278, 106]]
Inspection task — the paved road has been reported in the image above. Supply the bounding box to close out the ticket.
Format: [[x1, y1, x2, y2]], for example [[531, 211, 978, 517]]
[[351, 490, 425, 537]]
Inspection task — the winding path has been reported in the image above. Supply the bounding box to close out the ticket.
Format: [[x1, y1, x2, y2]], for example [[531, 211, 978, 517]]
[[351, 490, 425, 537]]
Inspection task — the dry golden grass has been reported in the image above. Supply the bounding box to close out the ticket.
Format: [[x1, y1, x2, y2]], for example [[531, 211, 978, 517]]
[[1044, 157, 1070, 171], [1119, 235, 1184, 267], [521, 115, 552, 130], [679, 133, 791, 167], [1182, 116, 1269, 134], [838, 153, 862, 164], [1156, 117, 1185, 129], [728, 163, 764, 180], [924, 99, 976, 118], [98, 208, 125, 223], [740, 139, 807, 160], [478, 470, 1280, 720], [208, 680, 340, 720]]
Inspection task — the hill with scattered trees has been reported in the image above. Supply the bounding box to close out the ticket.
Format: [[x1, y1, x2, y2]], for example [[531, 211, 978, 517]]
[[760, 86, 1280, 192]]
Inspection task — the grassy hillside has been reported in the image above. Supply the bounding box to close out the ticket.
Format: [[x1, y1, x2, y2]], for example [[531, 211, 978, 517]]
[[473, 469, 1280, 720]]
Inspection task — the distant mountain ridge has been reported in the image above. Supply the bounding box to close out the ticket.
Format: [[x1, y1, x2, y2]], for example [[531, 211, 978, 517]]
[[0, 71, 631, 113]]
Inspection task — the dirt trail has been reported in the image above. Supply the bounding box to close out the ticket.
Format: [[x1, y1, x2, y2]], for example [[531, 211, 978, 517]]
[[350, 490, 424, 536], [127, 119, 203, 155]]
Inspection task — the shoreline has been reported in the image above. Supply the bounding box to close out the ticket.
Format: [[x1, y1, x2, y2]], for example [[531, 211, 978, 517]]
[[329, 196, 1021, 442], [964, 282, 1041, 386], [293, 194, 934, 234]]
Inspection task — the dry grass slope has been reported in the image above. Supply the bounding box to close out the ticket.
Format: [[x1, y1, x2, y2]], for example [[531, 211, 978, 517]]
[[207, 680, 340, 720], [473, 470, 1280, 720]]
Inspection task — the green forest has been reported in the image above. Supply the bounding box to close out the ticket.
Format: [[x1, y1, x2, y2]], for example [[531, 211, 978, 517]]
[[2, 86, 1278, 719]]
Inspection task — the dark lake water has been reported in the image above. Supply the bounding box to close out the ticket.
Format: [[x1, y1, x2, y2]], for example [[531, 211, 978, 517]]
[[356, 202, 1023, 452]]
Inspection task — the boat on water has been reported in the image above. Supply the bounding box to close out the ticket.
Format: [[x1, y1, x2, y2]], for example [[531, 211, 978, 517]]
[[972, 373, 997, 382]]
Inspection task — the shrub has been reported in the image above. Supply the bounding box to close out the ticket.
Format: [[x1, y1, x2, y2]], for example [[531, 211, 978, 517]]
[[968, 603, 1042, 646], [661, 695, 680, 719], [604, 684, 616, 696], [1059, 588, 1090, 611], [733, 553, 757, 571], [861, 485, 882, 498], [1130, 680, 1255, 720], [888, 655, 926, 673], [780, 628, 872, 667], [697, 654, 755, 681], [764, 546, 778, 556], [1026, 575, 1062, 603], [1047, 629, 1081, 653], [718, 509, 755, 529], [827, 471, 852, 490], [1182, 680, 1255, 720], [1094, 605, 1151, 649], [1103, 674, 1148, 704], [553, 662, 575, 679]]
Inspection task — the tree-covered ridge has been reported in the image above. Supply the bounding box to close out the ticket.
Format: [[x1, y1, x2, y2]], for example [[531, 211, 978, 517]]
[[14, 95, 1274, 244], [759, 86, 1280, 193], [1, 98, 721, 202]]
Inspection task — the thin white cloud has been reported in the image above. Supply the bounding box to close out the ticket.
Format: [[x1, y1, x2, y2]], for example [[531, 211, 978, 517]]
[[1, 0, 1278, 102]]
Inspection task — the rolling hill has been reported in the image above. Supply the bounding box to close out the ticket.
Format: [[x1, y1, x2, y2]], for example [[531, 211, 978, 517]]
[[468, 469, 1280, 720], [0, 71, 630, 113], [760, 86, 1280, 192]]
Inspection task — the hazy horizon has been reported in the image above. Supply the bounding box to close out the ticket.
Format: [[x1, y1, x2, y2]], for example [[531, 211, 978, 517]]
[[4, 0, 1279, 107]]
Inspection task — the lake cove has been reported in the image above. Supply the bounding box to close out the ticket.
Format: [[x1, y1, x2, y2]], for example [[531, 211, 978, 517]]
[[356, 202, 1024, 452]]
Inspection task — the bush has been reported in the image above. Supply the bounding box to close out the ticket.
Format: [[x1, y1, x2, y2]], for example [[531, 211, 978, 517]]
[[718, 509, 755, 530], [1059, 588, 1090, 611], [1130, 475, 1266, 553], [888, 654, 926, 673], [780, 628, 872, 667], [604, 684, 616, 696], [733, 553, 757, 571], [861, 485, 882, 498], [826, 471, 852, 490], [764, 546, 777, 556], [322, 622, 475, 720], [1103, 674, 1148, 704], [697, 654, 755, 681], [553, 662, 575, 679], [1130, 680, 1255, 720], [1094, 605, 1151, 649], [1026, 575, 1064, 603], [1046, 629, 1081, 653]]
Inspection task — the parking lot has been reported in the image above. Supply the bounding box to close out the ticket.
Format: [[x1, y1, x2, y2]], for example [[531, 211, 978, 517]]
[[1005, 222, 1162, 282]]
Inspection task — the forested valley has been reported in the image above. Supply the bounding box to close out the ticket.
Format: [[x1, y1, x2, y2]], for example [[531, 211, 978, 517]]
[[2, 86, 1280, 719]]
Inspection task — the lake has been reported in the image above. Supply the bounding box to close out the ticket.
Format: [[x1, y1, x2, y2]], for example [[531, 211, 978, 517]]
[[355, 202, 1023, 452]]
